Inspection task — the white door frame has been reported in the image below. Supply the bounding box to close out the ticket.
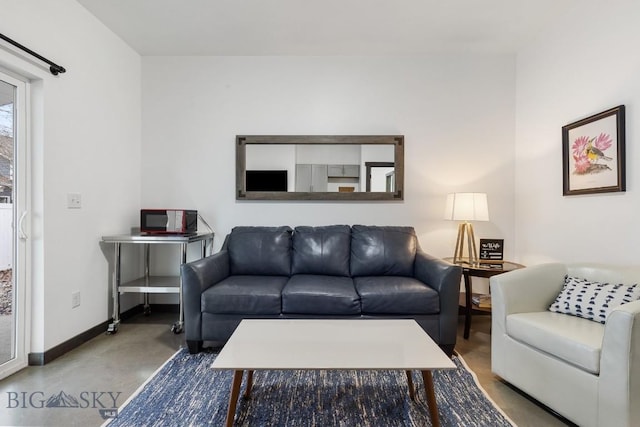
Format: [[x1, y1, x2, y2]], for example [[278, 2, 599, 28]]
[[0, 69, 30, 379]]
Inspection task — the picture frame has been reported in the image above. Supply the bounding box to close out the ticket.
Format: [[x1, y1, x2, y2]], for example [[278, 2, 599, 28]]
[[562, 105, 625, 196], [479, 239, 504, 261]]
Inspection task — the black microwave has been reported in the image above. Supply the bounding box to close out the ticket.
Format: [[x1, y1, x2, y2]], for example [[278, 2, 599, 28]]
[[140, 209, 197, 234]]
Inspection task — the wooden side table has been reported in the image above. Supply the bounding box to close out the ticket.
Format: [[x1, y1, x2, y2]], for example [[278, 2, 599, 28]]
[[445, 258, 524, 339]]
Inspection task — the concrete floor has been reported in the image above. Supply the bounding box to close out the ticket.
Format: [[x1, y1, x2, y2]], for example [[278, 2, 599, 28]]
[[0, 313, 571, 427], [0, 313, 183, 427]]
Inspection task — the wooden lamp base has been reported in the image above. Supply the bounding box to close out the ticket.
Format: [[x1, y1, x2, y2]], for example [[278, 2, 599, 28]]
[[453, 221, 479, 265]]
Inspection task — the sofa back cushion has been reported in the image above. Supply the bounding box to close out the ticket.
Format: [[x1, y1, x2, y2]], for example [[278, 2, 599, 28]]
[[350, 225, 417, 277], [291, 225, 351, 276], [227, 226, 292, 276]]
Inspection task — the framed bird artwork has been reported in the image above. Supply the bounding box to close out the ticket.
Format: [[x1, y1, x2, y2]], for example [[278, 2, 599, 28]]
[[562, 105, 625, 196]]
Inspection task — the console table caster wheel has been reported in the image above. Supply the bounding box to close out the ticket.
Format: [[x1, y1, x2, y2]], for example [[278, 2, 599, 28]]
[[106, 323, 118, 335], [143, 305, 151, 316], [171, 323, 183, 334]]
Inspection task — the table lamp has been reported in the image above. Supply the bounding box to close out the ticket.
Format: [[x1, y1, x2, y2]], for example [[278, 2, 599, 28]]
[[444, 193, 489, 265]]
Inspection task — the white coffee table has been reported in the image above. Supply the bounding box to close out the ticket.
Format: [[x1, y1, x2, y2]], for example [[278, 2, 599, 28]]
[[211, 319, 455, 427]]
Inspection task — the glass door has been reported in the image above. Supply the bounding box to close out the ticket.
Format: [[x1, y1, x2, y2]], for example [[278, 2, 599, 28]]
[[0, 71, 28, 378]]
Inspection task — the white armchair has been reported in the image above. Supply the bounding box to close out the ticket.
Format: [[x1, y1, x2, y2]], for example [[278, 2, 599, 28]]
[[490, 263, 640, 427]]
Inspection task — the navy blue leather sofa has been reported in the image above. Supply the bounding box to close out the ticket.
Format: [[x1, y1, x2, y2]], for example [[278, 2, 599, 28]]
[[181, 225, 462, 356]]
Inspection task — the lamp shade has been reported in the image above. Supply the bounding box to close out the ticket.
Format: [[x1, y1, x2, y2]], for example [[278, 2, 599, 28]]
[[444, 193, 489, 221]]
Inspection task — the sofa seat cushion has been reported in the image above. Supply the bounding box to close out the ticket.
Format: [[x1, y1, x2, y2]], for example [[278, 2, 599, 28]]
[[282, 275, 360, 315], [354, 276, 439, 315], [201, 275, 288, 315], [507, 311, 604, 375]]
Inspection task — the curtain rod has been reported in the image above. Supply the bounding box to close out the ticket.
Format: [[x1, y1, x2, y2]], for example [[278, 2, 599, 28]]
[[0, 33, 66, 76]]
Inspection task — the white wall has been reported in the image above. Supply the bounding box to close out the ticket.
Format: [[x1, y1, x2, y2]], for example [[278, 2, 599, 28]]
[[142, 55, 516, 263], [514, 1, 640, 265], [1, 0, 141, 352]]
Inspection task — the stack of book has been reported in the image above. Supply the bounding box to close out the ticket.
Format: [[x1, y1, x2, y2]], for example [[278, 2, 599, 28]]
[[471, 294, 492, 308]]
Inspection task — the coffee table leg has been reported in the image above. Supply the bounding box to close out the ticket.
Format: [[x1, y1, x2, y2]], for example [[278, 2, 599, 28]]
[[421, 370, 440, 427], [244, 370, 254, 398], [225, 370, 244, 427], [405, 370, 416, 400]]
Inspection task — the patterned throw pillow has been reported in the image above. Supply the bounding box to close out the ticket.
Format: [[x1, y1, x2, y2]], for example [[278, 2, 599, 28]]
[[549, 275, 640, 324]]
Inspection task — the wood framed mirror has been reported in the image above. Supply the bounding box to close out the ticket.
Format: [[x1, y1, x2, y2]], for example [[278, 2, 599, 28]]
[[236, 135, 404, 201]]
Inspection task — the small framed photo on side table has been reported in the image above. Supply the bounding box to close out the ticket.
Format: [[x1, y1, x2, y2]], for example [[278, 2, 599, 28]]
[[479, 239, 504, 269]]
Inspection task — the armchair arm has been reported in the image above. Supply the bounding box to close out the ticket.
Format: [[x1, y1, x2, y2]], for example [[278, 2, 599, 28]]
[[414, 251, 462, 347], [181, 250, 230, 340], [490, 263, 567, 317], [598, 299, 640, 427], [491, 262, 567, 378]]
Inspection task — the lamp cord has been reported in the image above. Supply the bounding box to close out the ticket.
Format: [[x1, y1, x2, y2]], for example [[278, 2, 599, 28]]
[[197, 213, 213, 234], [197, 213, 215, 254]]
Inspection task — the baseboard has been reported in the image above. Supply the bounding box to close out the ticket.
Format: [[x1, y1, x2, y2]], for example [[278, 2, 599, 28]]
[[499, 379, 579, 427], [27, 320, 111, 366], [27, 304, 177, 366], [150, 303, 180, 313]]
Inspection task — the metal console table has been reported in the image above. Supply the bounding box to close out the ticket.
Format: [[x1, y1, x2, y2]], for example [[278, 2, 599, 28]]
[[102, 231, 214, 334]]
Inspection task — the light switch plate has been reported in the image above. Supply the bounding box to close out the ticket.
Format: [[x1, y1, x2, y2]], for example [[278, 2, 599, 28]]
[[67, 193, 82, 209], [71, 291, 80, 308]]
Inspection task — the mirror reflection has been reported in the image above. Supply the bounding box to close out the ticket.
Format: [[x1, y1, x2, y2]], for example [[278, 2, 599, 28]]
[[236, 135, 404, 201], [245, 144, 395, 193]]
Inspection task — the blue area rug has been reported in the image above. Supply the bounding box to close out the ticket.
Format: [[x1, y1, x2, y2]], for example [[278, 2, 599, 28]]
[[105, 349, 514, 427]]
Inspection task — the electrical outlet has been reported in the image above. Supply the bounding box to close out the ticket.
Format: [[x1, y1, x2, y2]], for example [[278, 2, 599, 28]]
[[67, 193, 82, 209], [71, 291, 81, 308]]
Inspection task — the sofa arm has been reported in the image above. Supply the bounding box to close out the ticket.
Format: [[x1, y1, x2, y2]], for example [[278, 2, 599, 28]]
[[414, 251, 461, 296], [414, 251, 462, 347], [598, 299, 640, 427], [181, 250, 230, 341]]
